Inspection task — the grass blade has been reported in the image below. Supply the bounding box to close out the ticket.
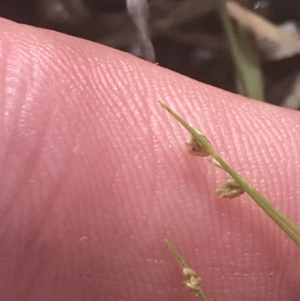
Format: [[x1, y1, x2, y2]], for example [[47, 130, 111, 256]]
[[218, 1, 264, 100]]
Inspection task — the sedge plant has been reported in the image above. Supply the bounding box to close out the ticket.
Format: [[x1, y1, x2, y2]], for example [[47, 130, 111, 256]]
[[161, 102, 300, 300]]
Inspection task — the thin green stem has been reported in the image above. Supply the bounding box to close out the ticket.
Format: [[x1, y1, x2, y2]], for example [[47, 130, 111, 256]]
[[196, 288, 209, 301], [161, 102, 300, 246]]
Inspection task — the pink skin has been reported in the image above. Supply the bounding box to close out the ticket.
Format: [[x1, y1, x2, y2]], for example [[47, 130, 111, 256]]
[[0, 17, 299, 301]]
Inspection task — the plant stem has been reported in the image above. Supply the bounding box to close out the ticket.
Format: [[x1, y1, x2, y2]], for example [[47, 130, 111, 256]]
[[218, 0, 264, 100], [166, 240, 209, 301], [161, 102, 300, 246]]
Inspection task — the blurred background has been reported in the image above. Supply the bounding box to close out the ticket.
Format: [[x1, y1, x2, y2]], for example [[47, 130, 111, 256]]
[[1, 0, 300, 109]]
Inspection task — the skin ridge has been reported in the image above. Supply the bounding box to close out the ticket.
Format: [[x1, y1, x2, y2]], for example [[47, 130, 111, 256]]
[[0, 17, 299, 301]]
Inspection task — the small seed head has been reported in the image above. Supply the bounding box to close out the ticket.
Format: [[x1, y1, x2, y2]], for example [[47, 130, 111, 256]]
[[183, 267, 201, 293], [186, 136, 210, 157], [217, 177, 245, 198]]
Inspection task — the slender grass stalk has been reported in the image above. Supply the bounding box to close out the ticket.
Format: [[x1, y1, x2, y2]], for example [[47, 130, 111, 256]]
[[218, 1, 264, 100], [160, 102, 300, 246], [166, 240, 209, 301]]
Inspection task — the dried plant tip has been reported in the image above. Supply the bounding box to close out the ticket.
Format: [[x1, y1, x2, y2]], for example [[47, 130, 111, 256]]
[[159, 103, 215, 156], [217, 177, 245, 199], [186, 134, 212, 157], [183, 267, 201, 293], [165, 239, 187, 268]]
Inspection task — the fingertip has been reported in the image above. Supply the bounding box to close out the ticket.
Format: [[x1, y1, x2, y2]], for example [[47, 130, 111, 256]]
[[0, 16, 300, 301]]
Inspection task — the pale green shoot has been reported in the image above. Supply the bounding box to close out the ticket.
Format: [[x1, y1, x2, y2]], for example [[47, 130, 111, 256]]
[[160, 102, 300, 246]]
